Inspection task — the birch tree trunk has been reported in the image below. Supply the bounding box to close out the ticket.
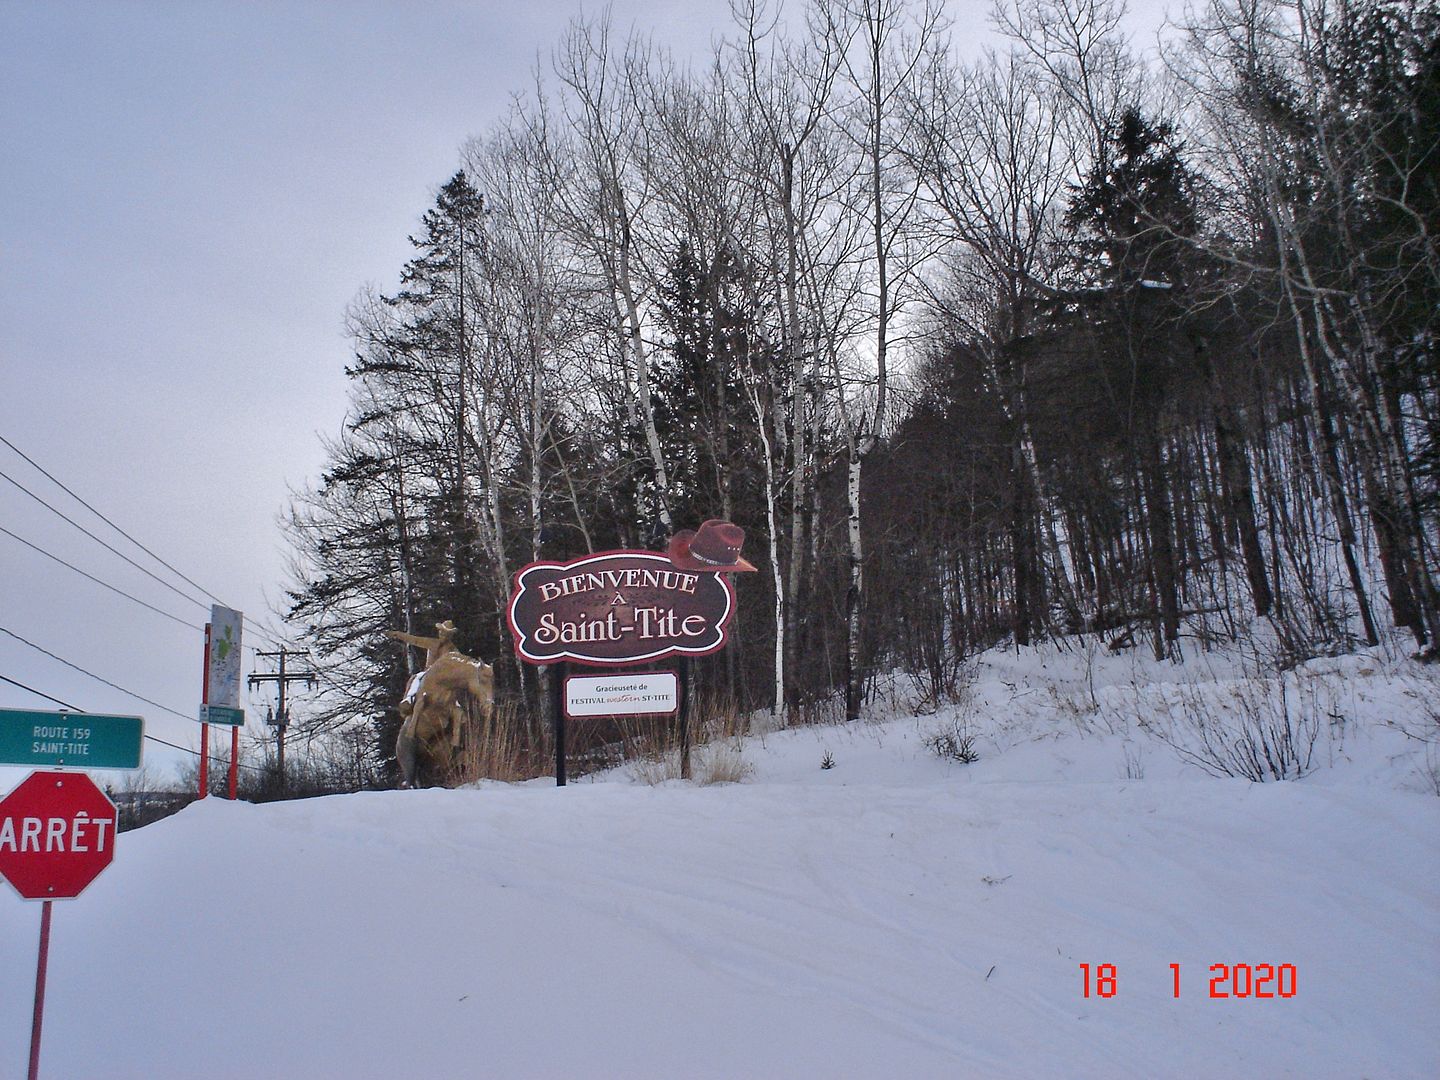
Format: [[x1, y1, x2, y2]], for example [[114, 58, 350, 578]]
[[554, 17, 675, 531]]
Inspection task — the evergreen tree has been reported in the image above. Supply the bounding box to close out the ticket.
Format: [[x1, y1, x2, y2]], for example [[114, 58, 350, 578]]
[[651, 240, 761, 528], [1060, 106, 1209, 649], [371, 171, 490, 655]]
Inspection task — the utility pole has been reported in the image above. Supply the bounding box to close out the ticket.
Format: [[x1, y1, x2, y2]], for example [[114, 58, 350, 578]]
[[248, 648, 317, 796]]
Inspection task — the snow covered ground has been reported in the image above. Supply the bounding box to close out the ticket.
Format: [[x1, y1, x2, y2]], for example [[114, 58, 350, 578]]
[[3, 637, 1438, 1078]]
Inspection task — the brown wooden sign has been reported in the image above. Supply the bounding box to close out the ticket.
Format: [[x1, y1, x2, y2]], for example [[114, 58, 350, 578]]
[[507, 551, 736, 667]]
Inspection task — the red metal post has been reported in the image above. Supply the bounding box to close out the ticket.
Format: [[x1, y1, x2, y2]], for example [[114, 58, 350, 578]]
[[199, 623, 211, 799], [228, 726, 239, 800], [28, 900, 52, 1080]]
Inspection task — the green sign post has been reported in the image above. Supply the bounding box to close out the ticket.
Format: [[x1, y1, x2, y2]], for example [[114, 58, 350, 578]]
[[0, 708, 144, 770]]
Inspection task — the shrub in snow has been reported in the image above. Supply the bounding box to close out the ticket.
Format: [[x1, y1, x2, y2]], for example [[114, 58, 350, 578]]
[[695, 743, 753, 785], [1145, 676, 1321, 781], [904, 659, 977, 716], [628, 741, 753, 785], [923, 720, 979, 764], [1421, 744, 1440, 798], [1121, 743, 1145, 780], [630, 753, 683, 785]]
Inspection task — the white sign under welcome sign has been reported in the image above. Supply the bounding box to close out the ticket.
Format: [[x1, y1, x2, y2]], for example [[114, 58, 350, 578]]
[[563, 672, 679, 718]]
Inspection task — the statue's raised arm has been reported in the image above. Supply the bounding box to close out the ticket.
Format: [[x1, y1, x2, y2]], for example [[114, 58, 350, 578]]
[[386, 620, 459, 668]]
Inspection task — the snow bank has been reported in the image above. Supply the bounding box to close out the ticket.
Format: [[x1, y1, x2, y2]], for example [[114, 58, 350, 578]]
[[3, 639, 1437, 1078]]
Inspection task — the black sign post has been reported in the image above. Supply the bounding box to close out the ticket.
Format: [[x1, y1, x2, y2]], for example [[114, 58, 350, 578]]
[[551, 660, 567, 787], [678, 657, 691, 781]]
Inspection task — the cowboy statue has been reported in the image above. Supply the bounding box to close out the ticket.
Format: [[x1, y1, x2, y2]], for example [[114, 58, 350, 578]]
[[386, 620, 495, 788]]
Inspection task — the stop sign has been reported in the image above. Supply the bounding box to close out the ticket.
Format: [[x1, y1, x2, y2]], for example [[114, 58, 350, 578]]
[[0, 770, 118, 900]]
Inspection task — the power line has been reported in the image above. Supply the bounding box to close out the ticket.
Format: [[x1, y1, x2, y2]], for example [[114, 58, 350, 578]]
[[0, 519, 280, 674], [0, 465, 213, 614], [0, 524, 204, 631], [0, 623, 194, 723], [0, 434, 293, 650], [1, 432, 231, 609], [0, 673, 80, 709], [238, 612, 293, 651]]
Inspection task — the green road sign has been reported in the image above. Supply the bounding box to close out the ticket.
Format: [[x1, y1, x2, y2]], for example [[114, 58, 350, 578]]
[[198, 704, 244, 727], [0, 709, 144, 770]]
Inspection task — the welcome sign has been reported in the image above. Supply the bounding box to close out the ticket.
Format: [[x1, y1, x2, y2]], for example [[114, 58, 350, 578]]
[[508, 551, 736, 666]]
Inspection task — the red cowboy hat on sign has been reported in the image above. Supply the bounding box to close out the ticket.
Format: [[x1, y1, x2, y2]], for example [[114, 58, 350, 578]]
[[666, 519, 757, 573]]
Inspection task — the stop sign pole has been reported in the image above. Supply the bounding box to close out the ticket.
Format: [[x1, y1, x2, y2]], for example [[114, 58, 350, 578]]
[[29, 897, 53, 1080], [0, 770, 119, 1080]]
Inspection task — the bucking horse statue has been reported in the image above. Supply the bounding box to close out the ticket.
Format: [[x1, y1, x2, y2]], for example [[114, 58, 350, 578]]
[[387, 620, 495, 788]]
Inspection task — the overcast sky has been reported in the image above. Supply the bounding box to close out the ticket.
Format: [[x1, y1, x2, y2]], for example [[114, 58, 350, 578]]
[[0, 0, 1171, 786]]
